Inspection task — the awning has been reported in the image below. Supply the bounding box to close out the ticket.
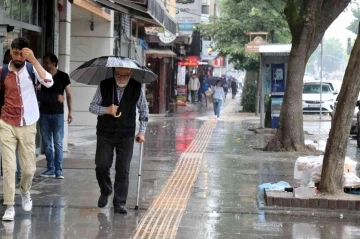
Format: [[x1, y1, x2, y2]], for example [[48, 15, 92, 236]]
[[146, 49, 177, 58], [95, 0, 177, 35]]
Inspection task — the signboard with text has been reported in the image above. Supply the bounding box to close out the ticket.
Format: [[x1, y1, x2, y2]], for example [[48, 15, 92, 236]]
[[201, 40, 219, 60], [245, 36, 267, 53], [176, 0, 201, 34], [177, 85, 187, 106]]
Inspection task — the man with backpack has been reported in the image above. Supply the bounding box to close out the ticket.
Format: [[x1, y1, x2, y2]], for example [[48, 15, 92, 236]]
[[0, 37, 53, 221], [1, 50, 22, 181]]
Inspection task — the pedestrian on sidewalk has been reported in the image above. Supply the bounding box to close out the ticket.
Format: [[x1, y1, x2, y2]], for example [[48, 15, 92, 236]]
[[38, 53, 73, 179], [231, 77, 238, 99], [0, 37, 53, 221], [222, 75, 229, 99], [1, 50, 21, 181], [89, 67, 149, 214], [200, 78, 210, 107], [212, 80, 225, 120], [188, 73, 200, 104]]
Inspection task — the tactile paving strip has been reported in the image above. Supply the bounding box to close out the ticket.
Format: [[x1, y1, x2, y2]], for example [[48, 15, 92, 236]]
[[132, 120, 217, 239]]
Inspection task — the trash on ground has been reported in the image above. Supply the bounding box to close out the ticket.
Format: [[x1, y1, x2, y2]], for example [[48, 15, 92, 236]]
[[294, 155, 358, 187]]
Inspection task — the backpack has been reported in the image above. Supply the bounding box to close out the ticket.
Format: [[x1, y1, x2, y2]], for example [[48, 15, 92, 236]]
[[0, 63, 36, 107], [1, 63, 36, 84]]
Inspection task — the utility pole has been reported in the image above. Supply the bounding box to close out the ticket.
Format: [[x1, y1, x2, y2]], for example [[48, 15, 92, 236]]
[[320, 39, 323, 119]]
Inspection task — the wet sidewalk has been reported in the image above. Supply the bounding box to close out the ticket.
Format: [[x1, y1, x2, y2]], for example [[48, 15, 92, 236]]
[[1, 95, 360, 238]]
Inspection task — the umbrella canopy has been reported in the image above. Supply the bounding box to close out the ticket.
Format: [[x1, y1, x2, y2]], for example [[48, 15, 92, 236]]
[[206, 77, 227, 87], [70, 56, 158, 85]]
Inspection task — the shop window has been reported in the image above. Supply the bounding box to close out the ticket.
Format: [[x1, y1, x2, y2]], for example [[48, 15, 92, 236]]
[[121, 14, 131, 40], [1, 0, 11, 18], [21, 0, 31, 24], [201, 5, 209, 15], [12, 0, 21, 21], [132, 21, 137, 38], [30, 0, 38, 25], [138, 26, 145, 39]]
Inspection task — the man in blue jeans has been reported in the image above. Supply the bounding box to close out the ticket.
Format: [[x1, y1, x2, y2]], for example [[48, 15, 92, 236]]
[[38, 54, 73, 179]]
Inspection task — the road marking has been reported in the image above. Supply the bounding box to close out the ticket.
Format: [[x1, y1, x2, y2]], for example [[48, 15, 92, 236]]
[[132, 120, 217, 239], [132, 97, 238, 239]]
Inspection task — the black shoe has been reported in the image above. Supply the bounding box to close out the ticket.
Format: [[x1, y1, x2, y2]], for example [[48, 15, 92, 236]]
[[114, 204, 128, 214], [98, 195, 109, 208]]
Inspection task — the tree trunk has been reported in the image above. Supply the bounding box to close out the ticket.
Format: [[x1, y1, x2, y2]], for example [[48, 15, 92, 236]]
[[319, 25, 360, 194], [265, 0, 351, 152], [265, 43, 309, 151]]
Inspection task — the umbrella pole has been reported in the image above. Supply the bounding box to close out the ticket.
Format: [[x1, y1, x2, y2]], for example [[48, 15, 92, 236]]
[[135, 142, 144, 210]]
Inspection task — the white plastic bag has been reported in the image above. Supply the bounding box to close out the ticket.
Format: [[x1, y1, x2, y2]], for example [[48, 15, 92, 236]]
[[294, 156, 323, 186], [343, 172, 360, 187], [294, 155, 358, 186]]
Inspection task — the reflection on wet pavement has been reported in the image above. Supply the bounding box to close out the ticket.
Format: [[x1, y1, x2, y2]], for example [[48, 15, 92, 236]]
[[1, 96, 360, 238]]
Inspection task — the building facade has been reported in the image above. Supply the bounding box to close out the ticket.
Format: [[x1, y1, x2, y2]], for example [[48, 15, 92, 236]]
[[0, 0, 178, 150]]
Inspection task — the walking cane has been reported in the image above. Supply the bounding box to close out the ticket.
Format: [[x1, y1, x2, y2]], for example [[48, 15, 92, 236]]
[[135, 137, 144, 210]]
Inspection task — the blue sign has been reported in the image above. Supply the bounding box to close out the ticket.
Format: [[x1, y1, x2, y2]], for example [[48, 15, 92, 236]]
[[178, 23, 197, 31], [271, 64, 285, 93]]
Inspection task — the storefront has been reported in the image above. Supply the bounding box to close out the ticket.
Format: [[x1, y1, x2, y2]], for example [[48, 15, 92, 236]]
[[0, 0, 55, 63], [145, 48, 176, 114]]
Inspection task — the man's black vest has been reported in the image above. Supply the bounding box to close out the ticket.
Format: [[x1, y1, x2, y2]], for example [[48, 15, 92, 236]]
[[97, 78, 141, 138]]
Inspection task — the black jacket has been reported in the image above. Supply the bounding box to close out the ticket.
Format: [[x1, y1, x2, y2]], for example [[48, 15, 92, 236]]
[[96, 78, 142, 138]]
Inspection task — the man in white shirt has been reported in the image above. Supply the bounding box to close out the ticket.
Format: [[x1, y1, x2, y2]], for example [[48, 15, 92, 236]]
[[0, 37, 53, 221], [188, 74, 200, 104]]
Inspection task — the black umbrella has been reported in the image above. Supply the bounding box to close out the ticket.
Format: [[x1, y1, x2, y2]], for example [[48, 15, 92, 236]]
[[70, 56, 158, 85], [206, 77, 227, 86]]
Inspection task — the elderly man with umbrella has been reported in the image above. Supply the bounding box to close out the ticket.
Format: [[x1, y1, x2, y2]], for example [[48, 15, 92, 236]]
[[72, 56, 152, 214], [90, 66, 149, 213]]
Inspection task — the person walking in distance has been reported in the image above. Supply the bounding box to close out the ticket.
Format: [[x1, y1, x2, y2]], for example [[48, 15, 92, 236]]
[[188, 74, 200, 104], [212, 80, 225, 120], [0, 37, 53, 221], [89, 67, 149, 214], [231, 77, 238, 99], [38, 53, 73, 179]]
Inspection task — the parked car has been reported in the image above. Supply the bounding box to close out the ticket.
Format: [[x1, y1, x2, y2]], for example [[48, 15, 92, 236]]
[[332, 94, 360, 136], [302, 82, 337, 114]]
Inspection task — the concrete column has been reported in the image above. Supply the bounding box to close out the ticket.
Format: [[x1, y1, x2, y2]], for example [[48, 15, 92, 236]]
[[260, 55, 265, 128], [58, 1, 71, 152]]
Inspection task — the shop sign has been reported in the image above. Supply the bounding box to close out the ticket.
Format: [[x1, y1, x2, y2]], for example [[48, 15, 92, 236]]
[[245, 36, 267, 53], [176, 0, 201, 34], [213, 57, 225, 67], [157, 29, 177, 44], [177, 85, 187, 106], [201, 40, 219, 60]]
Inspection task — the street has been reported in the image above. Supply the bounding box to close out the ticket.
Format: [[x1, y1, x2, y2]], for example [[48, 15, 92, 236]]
[[0, 95, 359, 238]]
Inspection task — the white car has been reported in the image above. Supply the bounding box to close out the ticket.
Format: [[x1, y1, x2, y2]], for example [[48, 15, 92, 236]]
[[302, 82, 337, 113], [332, 95, 360, 135]]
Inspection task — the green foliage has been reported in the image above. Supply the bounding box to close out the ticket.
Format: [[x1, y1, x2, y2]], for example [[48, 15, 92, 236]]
[[242, 76, 258, 112], [198, 0, 290, 71], [348, 7, 360, 35], [306, 38, 346, 75]]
